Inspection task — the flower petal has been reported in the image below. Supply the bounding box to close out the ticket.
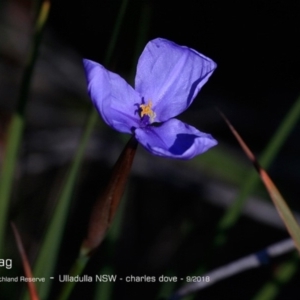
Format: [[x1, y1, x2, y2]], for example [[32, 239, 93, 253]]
[[135, 38, 217, 122], [134, 119, 217, 159], [83, 59, 141, 133]]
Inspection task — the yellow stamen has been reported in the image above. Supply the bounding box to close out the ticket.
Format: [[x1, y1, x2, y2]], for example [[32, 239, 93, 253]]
[[140, 100, 156, 122]]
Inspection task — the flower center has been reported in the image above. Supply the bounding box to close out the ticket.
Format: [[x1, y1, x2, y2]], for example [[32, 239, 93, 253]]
[[140, 100, 156, 123]]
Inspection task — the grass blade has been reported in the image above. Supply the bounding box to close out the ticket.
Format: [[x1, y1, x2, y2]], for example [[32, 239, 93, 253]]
[[31, 111, 98, 299], [11, 223, 39, 300], [215, 96, 300, 247], [0, 0, 50, 257], [252, 253, 299, 300], [31, 1, 129, 297], [57, 137, 137, 300], [219, 110, 300, 253]]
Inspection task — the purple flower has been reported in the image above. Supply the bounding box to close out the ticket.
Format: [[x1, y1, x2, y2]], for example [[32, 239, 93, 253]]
[[83, 38, 217, 159]]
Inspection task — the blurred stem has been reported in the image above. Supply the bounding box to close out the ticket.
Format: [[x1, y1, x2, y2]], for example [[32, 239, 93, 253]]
[[81, 137, 137, 254], [214, 96, 300, 247], [0, 0, 50, 256], [11, 223, 40, 300], [31, 0, 129, 298], [252, 253, 299, 300], [93, 189, 128, 300], [93, 266, 114, 300], [32, 110, 98, 299], [192, 96, 300, 276], [56, 253, 89, 300], [104, 0, 129, 64], [129, 1, 151, 83], [58, 137, 137, 300], [94, 3, 150, 298], [157, 272, 177, 300]]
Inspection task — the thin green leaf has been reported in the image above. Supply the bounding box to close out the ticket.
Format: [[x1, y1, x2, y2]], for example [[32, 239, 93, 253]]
[[252, 253, 299, 300], [31, 111, 98, 299], [31, 2, 130, 297], [215, 96, 300, 247], [0, 0, 50, 257], [219, 110, 300, 253], [57, 137, 137, 300], [93, 266, 115, 300], [93, 189, 128, 300]]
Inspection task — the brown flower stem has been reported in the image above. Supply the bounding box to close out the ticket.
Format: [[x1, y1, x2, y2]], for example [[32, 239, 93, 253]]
[[81, 136, 138, 256], [57, 136, 137, 300]]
